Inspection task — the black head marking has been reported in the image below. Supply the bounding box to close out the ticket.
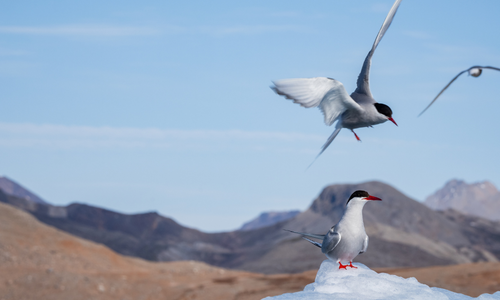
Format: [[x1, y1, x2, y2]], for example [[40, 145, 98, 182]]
[[374, 103, 393, 118], [346, 190, 370, 206]]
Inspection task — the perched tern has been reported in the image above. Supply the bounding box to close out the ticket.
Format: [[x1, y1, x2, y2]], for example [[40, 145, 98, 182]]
[[285, 190, 381, 270], [419, 66, 500, 116], [271, 0, 401, 158]]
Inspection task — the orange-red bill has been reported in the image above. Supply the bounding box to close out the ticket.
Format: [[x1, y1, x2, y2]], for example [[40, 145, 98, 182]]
[[389, 117, 398, 126], [366, 195, 382, 201]]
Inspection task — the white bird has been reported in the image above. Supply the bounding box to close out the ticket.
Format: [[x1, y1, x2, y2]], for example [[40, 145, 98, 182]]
[[419, 66, 500, 116], [285, 190, 381, 270], [271, 0, 401, 158]]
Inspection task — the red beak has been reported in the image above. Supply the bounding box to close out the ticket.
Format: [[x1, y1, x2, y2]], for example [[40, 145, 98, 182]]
[[365, 195, 382, 201], [388, 117, 398, 126]]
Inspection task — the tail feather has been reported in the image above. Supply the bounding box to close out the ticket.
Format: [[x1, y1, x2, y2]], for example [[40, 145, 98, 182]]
[[283, 229, 325, 240], [319, 127, 342, 156], [306, 127, 342, 169], [302, 237, 322, 248]]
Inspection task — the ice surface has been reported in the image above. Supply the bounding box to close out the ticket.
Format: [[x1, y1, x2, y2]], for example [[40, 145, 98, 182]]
[[263, 260, 500, 300]]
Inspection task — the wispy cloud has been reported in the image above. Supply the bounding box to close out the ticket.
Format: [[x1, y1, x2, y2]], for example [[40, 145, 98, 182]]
[[0, 25, 159, 37], [0, 123, 325, 150], [0, 24, 306, 38], [199, 25, 305, 36], [0, 47, 30, 56], [403, 30, 433, 40]]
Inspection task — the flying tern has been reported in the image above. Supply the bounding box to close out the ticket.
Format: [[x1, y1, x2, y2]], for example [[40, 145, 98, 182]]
[[271, 0, 401, 158], [285, 190, 382, 270], [419, 66, 500, 116]]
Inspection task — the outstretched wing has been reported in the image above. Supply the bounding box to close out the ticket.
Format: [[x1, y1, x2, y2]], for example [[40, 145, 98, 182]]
[[355, 0, 403, 97], [418, 65, 500, 116], [482, 66, 500, 72], [418, 69, 469, 117], [272, 77, 361, 125]]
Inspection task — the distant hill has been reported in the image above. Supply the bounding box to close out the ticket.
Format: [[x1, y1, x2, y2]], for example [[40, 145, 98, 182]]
[[239, 210, 300, 231], [0, 176, 47, 204], [424, 179, 500, 221], [235, 181, 500, 273]]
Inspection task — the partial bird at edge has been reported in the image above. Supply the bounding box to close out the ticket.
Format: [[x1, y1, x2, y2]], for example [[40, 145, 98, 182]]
[[419, 66, 500, 117]]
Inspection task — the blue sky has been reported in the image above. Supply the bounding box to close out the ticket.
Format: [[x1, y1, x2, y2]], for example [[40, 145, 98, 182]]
[[1, 0, 500, 232]]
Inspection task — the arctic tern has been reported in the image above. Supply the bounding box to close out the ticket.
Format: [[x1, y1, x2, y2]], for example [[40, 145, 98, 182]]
[[419, 66, 500, 116], [271, 0, 401, 158], [285, 190, 381, 270]]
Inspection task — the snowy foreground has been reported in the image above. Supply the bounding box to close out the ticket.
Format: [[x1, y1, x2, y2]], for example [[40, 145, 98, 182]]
[[264, 260, 500, 300]]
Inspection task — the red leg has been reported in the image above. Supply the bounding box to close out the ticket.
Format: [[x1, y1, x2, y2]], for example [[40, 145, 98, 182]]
[[348, 262, 357, 269], [338, 262, 348, 270], [351, 130, 361, 141]]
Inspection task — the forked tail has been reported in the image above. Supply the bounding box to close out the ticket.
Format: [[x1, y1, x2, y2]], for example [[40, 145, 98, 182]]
[[306, 127, 342, 170]]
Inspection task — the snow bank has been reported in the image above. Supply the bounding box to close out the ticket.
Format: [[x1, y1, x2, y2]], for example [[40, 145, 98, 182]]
[[263, 260, 500, 300]]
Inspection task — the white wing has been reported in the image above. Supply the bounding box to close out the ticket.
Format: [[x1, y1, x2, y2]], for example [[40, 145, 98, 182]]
[[355, 0, 402, 97], [272, 77, 361, 126]]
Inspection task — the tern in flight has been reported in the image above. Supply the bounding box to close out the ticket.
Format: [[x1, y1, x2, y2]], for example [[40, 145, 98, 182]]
[[271, 0, 401, 159], [419, 66, 500, 116]]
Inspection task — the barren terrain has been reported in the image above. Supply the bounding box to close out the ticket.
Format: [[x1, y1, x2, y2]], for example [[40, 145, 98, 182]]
[[1, 201, 500, 299]]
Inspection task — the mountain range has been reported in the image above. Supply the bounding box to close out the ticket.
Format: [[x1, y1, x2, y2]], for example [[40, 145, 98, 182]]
[[239, 210, 300, 231], [4, 198, 500, 299], [0, 176, 47, 204], [1, 178, 500, 274], [425, 179, 500, 221]]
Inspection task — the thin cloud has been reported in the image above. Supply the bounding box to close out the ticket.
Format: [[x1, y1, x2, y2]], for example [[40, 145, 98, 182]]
[[403, 30, 433, 40], [0, 25, 159, 37], [0, 123, 326, 150], [0, 24, 306, 38], [198, 25, 307, 36], [0, 47, 30, 56]]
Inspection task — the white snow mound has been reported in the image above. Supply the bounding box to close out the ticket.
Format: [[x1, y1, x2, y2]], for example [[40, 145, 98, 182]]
[[263, 260, 500, 300]]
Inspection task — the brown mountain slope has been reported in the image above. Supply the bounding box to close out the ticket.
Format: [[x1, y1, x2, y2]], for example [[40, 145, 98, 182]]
[[0, 201, 316, 300]]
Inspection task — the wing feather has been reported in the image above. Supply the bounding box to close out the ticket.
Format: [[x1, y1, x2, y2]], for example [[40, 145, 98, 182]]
[[355, 0, 402, 96], [272, 77, 361, 126], [321, 231, 341, 254]]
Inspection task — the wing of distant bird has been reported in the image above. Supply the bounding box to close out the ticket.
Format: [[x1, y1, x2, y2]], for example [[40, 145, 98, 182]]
[[272, 77, 362, 126], [419, 65, 500, 116], [418, 69, 469, 117], [355, 0, 403, 97]]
